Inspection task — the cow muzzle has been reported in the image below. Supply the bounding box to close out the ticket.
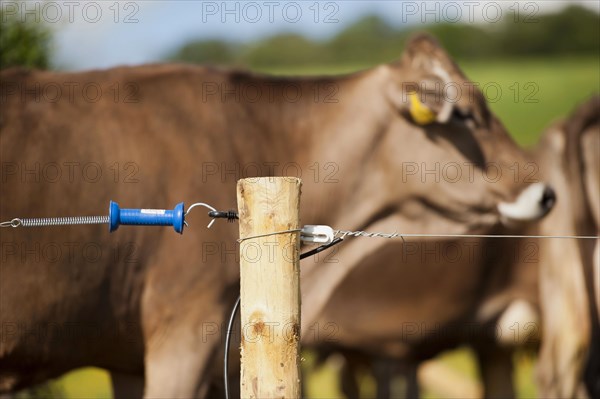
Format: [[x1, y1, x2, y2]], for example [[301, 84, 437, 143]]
[[497, 182, 556, 222]]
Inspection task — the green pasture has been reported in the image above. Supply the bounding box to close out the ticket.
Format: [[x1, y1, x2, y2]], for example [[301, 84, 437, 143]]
[[15, 57, 598, 399], [462, 57, 599, 146]]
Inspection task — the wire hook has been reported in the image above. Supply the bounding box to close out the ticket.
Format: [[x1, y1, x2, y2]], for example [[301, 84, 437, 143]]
[[185, 202, 218, 228], [0, 218, 22, 228]]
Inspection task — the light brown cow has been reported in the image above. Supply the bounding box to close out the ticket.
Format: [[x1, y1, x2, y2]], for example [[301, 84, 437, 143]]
[[330, 97, 600, 398], [0, 34, 554, 398], [532, 95, 599, 399], [303, 216, 543, 399]]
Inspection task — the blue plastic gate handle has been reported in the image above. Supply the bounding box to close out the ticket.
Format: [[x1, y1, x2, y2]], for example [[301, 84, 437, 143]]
[[109, 201, 185, 234]]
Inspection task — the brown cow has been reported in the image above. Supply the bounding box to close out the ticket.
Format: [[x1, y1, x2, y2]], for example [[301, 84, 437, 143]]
[[532, 95, 599, 399], [331, 96, 599, 399], [0, 34, 554, 397], [303, 222, 542, 398]]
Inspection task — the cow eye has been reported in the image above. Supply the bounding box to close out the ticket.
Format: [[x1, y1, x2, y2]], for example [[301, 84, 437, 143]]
[[452, 108, 472, 120], [452, 108, 477, 127]]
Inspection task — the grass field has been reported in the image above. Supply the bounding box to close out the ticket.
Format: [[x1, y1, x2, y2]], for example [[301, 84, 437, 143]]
[[462, 57, 599, 146], [15, 57, 598, 399]]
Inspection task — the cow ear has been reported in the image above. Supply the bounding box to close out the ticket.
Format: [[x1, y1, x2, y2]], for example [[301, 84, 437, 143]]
[[405, 77, 455, 125], [401, 33, 448, 69], [387, 33, 458, 125]]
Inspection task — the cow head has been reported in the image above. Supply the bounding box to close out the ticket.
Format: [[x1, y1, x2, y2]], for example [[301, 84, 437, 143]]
[[369, 33, 555, 233]]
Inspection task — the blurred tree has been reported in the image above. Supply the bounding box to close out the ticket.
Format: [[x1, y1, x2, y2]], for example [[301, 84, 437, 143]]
[[242, 33, 323, 68], [557, 5, 600, 54], [168, 39, 236, 64], [427, 24, 497, 59], [167, 5, 599, 68], [0, 7, 52, 69], [326, 15, 404, 64], [499, 5, 600, 56]]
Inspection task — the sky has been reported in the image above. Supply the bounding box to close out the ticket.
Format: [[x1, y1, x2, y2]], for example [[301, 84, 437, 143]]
[[3, 0, 598, 70]]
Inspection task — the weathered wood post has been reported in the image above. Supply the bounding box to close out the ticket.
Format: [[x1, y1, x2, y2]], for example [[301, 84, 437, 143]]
[[237, 177, 302, 399]]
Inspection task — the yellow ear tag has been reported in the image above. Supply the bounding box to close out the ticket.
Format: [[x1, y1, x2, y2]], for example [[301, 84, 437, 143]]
[[408, 91, 436, 125]]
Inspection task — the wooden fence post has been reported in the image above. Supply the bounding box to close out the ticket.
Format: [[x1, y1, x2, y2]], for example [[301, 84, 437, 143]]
[[237, 177, 302, 399]]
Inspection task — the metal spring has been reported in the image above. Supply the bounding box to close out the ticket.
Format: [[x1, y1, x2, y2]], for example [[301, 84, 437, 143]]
[[18, 215, 109, 227]]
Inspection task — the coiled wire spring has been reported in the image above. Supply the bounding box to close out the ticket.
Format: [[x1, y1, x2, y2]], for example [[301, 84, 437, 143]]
[[2, 216, 109, 228]]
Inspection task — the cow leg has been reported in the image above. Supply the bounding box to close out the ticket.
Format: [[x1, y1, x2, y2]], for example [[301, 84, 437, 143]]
[[584, 241, 600, 398], [405, 363, 420, 399], [372, 358, 393, 399], [110, 371, 144, 399], [372, 359, 419, 399], [594, 241, 600, 321], [475, 345, 515, 399], [339, 355, 360, 399]]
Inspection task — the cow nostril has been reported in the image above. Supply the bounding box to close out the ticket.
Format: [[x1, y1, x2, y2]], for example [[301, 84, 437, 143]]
[[541, 185, 556, 209]]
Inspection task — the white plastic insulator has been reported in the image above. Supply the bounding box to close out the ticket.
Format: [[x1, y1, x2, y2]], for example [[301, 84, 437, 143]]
[[300, 225, 334, 244]]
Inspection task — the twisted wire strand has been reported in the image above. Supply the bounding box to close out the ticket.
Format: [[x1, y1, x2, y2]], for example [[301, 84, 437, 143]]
[[336, 230, 403, 239], [334, 230, 598, 240]]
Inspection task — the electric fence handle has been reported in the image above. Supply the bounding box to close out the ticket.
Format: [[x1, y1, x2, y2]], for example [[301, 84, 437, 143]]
[[1, 200, 188, 234], [109, 201, 185, 233]]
